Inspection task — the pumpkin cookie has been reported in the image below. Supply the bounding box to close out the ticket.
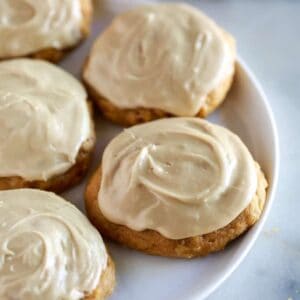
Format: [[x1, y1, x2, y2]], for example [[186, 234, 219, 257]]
[[85, 118, 268, 258], [0, 59, 95, 192], [0, 0, 92, 62], [83, 4, 236, 125], [0, 189, 115, 300]]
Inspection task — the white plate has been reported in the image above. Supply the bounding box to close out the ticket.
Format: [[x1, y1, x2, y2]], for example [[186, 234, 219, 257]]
[[60, 2, 279, 299]]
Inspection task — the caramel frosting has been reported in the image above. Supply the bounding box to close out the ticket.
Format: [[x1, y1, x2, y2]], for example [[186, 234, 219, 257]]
[[0, 59, 91, 181], [99, 118, 258, 239], [0, 0, 83, 57], [0, 189, 107, 300], [83, 3, 235, 116]]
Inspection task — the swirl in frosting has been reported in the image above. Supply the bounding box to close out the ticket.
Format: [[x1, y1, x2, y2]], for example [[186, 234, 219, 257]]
[[0, 189, 107, 300], [0, 59, 91, 181], [0, 0, 83, 57], [99, 118, 258, 239], [83, 3, 235, 116]]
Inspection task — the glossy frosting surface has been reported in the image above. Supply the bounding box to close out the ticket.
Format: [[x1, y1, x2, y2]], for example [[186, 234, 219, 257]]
[[84, 3, 235, 116], [99, 118, 257, 239], [0, 0, 83, 57], [0, 189, 107, 300], [0, 59, 91, 181]]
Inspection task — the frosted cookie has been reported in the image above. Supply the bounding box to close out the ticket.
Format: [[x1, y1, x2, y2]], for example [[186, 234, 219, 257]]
[[0, 59, 95, 192], [0, 189, 115, 300], [0, 0, 92, 62], [85, 118, 268, 258], [83, 3, 236, 126]]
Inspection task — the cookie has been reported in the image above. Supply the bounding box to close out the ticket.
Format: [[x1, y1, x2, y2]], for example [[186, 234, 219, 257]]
[[0, 189, 115, 300], [85, 118, 268, 258], [0, 59, 95, 192], [83, 3, 236, 125], [0, 0, 92, 62]]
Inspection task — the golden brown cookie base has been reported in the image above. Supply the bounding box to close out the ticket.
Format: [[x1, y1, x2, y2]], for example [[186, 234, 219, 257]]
[[83, 73, 234, 126], [84, 254, 115, 300], [0, 0, 93, 63], [0, 101, 96, 193], [85, 164, 268, 258], [82, 32, 235, 126]]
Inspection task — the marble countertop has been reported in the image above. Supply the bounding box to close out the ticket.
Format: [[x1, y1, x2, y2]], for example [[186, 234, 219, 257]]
[[185, 1, 300, 299]]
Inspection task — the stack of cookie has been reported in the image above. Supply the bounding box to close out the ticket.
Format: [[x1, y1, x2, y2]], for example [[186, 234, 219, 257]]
[[0, 2, 267, 299]]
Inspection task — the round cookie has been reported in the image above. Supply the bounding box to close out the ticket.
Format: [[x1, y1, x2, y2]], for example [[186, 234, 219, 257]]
[[0, 189, 115, 300], [83, 3, 236, 126], [0, 59, 95, 192], [85, 118, 268, 258], [0, 0, 92, 62]]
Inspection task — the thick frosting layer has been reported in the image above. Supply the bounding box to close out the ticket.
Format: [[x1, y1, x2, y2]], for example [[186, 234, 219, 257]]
[[99, 118, 257, 239], [0, 59, 91, 181], [0, 189, 107, 300], [83, 3, 235, 116], [0, 0, 83, 57]]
